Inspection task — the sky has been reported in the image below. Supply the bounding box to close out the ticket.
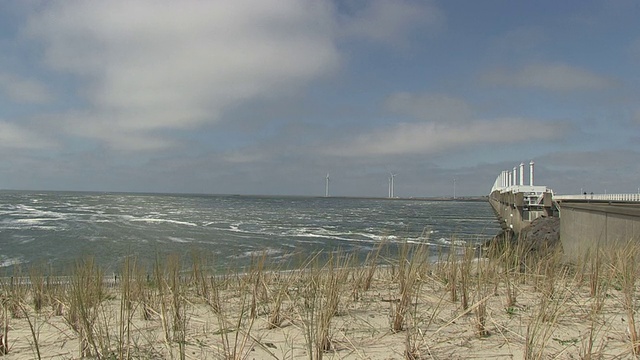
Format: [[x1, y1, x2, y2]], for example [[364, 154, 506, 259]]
[[1, 0, 639, 197]]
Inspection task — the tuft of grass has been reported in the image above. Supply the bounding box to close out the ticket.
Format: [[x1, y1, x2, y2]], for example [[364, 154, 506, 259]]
[[391, 241, 428, 333], [28, 264, 47, 313], [63, 256, 109, 358], [524, 251, 570, 360], [474, 258, 491, 337], [267, 271, 292, 330], [459, 243, 475, 311], [614, 241, 640, 356]]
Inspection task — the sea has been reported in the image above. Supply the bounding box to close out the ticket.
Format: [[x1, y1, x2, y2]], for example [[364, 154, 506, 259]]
[[0, 191, 501, 274]]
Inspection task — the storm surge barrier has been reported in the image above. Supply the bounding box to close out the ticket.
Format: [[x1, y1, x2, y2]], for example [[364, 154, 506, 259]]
[[488, 161, 640, 261], [488, 161, 554, 234]]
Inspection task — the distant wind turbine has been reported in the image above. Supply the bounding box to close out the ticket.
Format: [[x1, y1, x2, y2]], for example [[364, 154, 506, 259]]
[[453, 178, 456, 200], [325, 173, 330, 197], [389, 172, 397, 198]]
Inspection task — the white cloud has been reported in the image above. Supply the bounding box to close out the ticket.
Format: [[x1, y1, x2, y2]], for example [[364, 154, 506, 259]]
[[326, 118, 568, 157], [540, 150, 635, 170], [384, 92, 472, 122], [0, 73, 53, 104], [0, 121, 55, 149], [55, 111, 176, 151], [340, 0, 444, 45], [482, 63, 616, 91], [25, 0, 340, 149]]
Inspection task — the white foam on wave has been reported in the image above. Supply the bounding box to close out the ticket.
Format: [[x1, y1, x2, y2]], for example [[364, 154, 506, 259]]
[[287, 227, 397, 244], [434, 237, 467, 246], [129, 218, 198, 227], [225, 222, 273, 236], [2, 217, 65, 231], [229, 222, 242, 231], [16, 205, 67, 220], [232, 248, 282, 259], [168, 236, 192, 243], [0, 256, 23, 268], [18, 237, 34, 244], [13, 218, 56, 225]]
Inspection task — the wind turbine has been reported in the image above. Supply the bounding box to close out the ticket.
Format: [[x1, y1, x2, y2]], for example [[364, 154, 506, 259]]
[[325, 173, 330, 197], [453, 178, 456, 200], [389, 172, 397, 198]]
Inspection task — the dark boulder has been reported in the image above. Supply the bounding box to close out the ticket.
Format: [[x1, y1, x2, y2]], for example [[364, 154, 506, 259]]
[[484, 216, 561, 257], [519, 216, 561, 255]]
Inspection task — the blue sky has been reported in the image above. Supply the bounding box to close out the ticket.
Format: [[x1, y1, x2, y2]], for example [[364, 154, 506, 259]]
[[1, 0, 639, 197]]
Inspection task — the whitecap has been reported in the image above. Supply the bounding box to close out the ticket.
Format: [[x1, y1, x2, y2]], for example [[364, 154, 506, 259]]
[[0, 257, 23, 268], [434, 237, 467, 246], [232, 248, 282, 259], [130, 218, 197, 226]]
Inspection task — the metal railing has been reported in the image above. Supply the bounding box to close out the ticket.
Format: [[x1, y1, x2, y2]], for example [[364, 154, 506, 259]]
[[554, 193, 640, 202]]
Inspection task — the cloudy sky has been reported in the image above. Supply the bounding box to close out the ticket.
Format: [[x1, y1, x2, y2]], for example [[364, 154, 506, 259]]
[[1, 0, 639, 197]]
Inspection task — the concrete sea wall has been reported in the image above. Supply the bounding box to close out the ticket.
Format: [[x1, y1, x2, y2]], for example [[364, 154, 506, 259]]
[[560, 203, 640, 261]]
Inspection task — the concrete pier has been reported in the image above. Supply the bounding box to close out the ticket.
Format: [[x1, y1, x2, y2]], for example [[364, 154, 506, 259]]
[[489, 187, 554, 234]]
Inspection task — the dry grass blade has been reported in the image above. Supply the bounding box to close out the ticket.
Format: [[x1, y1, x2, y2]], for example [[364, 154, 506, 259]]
[[0, 295, 8, 355]]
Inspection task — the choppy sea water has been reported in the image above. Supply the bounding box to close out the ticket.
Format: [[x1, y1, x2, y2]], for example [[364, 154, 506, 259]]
[[0, 191, 500, 273]]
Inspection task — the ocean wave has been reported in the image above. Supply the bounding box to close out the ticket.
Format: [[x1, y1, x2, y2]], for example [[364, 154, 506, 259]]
[[0, 256, 23, 268], [231, 248, 283, 259], [129, 217, 198, 227], [12, 218, 58, 225], [434, 237, 467, 246], [167, 236, 192, 243], [15, 204, 68, 220]]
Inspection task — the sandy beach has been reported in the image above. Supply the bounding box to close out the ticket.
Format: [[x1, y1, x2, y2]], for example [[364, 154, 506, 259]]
[[1, 243, 639, 359]]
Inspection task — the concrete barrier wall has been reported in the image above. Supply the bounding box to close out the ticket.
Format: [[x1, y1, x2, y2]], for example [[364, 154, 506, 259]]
[[560, 203, 640, 261]]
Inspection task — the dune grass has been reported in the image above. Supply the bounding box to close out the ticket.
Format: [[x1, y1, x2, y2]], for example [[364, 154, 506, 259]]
[[1, 238, 640, 359]]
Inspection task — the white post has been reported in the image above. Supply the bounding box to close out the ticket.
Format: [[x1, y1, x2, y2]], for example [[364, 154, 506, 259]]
[[529, 161, 534, 186], [519, 163, 524, 186], [513, 167, 517, 187]]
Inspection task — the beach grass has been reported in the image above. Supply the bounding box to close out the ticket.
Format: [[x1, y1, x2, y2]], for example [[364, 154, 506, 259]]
[[1, 239, 640, 359]]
